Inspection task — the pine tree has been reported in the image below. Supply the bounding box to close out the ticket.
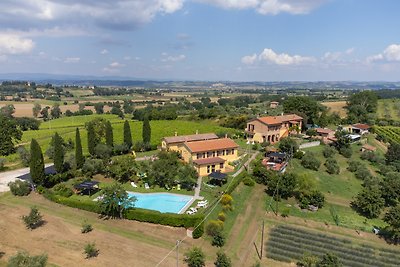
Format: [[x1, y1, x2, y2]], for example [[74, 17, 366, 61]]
[[30, 139, 45, 185], [75, 128, 84, 168], [105, 121, 114, 148], [142, 115, 151, 144], [123, 120, 132, 148], [53, 132, 64, 173], [87, 123, 96, 156]]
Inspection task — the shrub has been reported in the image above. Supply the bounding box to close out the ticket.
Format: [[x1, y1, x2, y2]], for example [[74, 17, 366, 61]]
[[220, 194, 233, 206], [325, 158, 340, 174], [323, 146, 336, 158], [22, 207, 44, 230], [8, 180, 31, 196], [217, 212, 226, 222], [298, 190, 325, 209], [94, 144, 112, 160], [242, 176, 255, 186], [293, 150, 305, 159], [7, 251, 47, 267], [206, 220, 224, 237], [222, 204, 233, 212], [301, 152, 321, 171], [214, 251, 231, 267], [355, 166, 372, 180], [212, 231, 225, 247], [84, 242, 98, 258], [82, 158, 104, 176], [0, 158, 5, 170], [52, 183, 73, 197], [184, 247, 205, 267], [339, 147, 352, 158], [81, 221, 93, 233], [16, 146, 30, 167], [192, 222, 204, 239], [113, 143, 130, 155], [347, 160, 360, 172]]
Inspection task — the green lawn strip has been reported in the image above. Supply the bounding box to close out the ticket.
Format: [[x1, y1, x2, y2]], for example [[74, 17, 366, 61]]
[[0, 193, 174, 249]]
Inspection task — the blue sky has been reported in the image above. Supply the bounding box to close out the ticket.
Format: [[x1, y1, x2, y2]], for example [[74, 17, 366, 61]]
[[0, 0, 399, 81]]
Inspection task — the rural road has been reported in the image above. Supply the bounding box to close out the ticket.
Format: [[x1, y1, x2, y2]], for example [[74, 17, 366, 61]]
[[0, 164, 53, 192]]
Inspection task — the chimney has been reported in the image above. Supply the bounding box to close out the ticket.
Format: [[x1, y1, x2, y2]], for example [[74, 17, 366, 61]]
[[174, 131, 178, 136], [196, 130, 198, 135], [225, 133, 228, 138]]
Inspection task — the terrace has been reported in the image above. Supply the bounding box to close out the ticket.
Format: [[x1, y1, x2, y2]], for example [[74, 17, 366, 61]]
[[262, 151, 288, 173]]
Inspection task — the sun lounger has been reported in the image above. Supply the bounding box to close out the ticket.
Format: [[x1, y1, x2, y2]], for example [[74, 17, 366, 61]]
[[145, 183, 150, 189], [177, 184, 181, 191], [131, 182, 138, 188]]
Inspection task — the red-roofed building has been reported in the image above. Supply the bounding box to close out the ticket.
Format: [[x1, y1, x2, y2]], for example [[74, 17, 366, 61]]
[[315, 128, 335, 144], [245, 114, 303, 144]]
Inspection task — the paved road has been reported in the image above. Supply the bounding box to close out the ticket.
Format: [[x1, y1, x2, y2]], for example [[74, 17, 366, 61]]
[[0, 164, 53, 192]]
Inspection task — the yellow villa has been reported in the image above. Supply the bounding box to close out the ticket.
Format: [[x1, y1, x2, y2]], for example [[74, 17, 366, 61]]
[[161, 133, 218, 154], [246, 114, 303, 144], [180, 138, 239, 176]]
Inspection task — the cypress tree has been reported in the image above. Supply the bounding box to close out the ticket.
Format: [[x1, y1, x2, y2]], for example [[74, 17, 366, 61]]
[[123, 120, 132, 148], [105, 121, 114, 148], [87, 122, 96, 156], [142, 115, 151, 144], [75, 128, 84, 168], [53, 132, 64, 173], [30, 139, 45, 185]]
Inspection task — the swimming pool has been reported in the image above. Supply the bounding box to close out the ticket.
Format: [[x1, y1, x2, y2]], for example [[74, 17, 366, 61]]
[[127, 192, 193, 214]]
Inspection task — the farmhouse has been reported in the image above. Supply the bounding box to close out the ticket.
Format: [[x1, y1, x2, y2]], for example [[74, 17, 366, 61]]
[[245, 114, 303, 144], [161, 132, 218, 154], [180, 138, 239, 176], [315, 128, 335, 144], [343, 123, 371, 135], [270, 101, 279, 109]]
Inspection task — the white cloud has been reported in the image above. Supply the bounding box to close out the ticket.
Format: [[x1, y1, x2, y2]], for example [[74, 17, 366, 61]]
[[64, 57, 80, 63], [242, 48, 314, 65], [197, 0, 326, 15], [345, 47, 355, 55], [241, 53, 257, 64], [161, 53, 186, 62], [367, 44, 400, 63], [0, 34, 34, 55], [109, 61, 124, 68], [100, 49, 109, 55]]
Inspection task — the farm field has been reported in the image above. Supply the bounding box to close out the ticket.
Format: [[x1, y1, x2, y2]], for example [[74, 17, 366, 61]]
[[266, 224, 400, 266], [321, 101, 347, 118], [3, 114, 238, 168], [373, 126, 400, 144], [377, 98, 400, 120]]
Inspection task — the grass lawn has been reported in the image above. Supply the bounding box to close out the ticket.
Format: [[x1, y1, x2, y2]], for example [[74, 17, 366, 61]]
[[273, 143, 388, 231], [377, 98, 400, 120]]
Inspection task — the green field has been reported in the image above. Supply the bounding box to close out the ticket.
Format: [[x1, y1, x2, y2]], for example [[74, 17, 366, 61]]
[[377, 98, 400, 120], [269, 144, 387, 231], [4, 114, 238, 167]]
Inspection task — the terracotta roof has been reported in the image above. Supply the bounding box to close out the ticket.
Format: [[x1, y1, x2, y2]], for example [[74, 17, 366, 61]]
[[184, 138, 239, 153], [316, 128, 334, 134], [362, 144, 376, 151], [253, 114, 303, 126], [163, 133, 218, 144], [193, 157, 225, 165], [270, 101, 279, 104], [352, 123, 370, 130]]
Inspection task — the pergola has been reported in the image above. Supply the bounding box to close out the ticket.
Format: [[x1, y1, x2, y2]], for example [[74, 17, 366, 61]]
[[208, 171, 227, 186], [74, 181, 99, 195]]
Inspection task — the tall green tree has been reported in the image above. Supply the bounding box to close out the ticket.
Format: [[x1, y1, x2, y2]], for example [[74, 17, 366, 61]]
[[346, 90, 378, 123], [142, 115, 151, 144], [123, 120, 133, 148], [99, 183, 136, 218], [0, 115, 22, 156], [87, 122, 96, 156], [283, 96, 324, 125], [384, 204, 400, 243], [75, 128, 84, 168], [105, 120, 114, 148], [353, 185, 385, 218], [184, 247, 205, 267], [30, 139, 45, 185], [32, 103, 42, 118], [50, 103, 62, 119], [53, 132, 64, 173]]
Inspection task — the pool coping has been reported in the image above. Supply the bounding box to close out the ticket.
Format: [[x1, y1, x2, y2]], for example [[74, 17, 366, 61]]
[[127, 191, 195, 214]]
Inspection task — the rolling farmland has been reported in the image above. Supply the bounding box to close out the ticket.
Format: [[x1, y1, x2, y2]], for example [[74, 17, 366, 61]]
[[373, 126, 400, 144]]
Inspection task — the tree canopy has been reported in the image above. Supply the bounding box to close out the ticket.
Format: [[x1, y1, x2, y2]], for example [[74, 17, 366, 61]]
[[283, 96, 325, 125], [0, 115, 22, 156]]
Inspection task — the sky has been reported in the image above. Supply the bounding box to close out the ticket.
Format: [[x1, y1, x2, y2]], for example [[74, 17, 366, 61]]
[[0, 0, 400, 81]]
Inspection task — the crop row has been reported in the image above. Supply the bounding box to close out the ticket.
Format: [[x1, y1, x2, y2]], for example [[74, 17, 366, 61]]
[[266, 226, 400, 267], [374, 126, 400, 144]]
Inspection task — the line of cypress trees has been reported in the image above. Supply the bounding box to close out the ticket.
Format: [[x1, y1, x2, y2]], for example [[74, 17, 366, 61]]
[[87, 122, 96, 156], [142, 115, 151, 144], [123, 120, 132, 148], [53, 132, 64, 173], [75, 128, 84, 168], [105, 121, 114, 148], [30, 139, 45, 185]]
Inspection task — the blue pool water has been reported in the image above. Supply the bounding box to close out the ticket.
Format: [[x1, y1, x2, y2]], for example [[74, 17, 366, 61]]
[[127, 192, 193, 214]]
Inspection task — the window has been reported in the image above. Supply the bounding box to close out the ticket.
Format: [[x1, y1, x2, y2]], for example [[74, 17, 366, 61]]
[[197, 153, 202, 159], [220, 163, 224, 169], [207, 165, 210, 173], [212, 151, 216, 157], [207, 152, 212, 158], [217, 150, 222, 156], [211, 165, 216, 172]]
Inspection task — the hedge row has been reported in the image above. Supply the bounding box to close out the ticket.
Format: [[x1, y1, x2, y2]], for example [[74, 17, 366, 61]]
[[43, 191, 204, 237], [225, 171, 247, 194]]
